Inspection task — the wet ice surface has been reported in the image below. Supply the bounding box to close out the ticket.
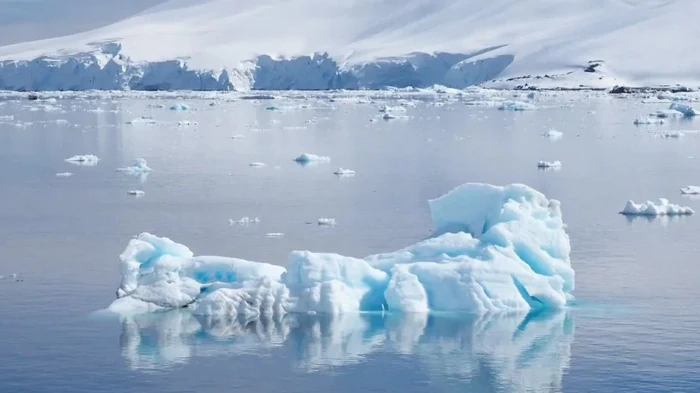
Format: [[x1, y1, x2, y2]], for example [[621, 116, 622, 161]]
[[0, 90, 699, 393]]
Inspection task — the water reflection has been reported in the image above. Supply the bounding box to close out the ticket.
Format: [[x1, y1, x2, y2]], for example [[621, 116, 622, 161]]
[[120, 311, 574, 390]]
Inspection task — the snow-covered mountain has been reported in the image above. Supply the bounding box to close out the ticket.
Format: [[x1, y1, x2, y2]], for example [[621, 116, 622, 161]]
[[0, 0, 697, 91]]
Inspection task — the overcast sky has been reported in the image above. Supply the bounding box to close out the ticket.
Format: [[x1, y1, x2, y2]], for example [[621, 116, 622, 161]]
[[0, 0, 167, 46]]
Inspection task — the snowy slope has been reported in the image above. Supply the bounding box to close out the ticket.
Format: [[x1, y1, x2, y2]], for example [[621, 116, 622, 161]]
[[0, 0, 698, 91]]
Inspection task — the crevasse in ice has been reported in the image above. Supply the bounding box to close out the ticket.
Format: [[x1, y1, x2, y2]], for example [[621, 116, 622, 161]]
[[109, 183, 574, 315]]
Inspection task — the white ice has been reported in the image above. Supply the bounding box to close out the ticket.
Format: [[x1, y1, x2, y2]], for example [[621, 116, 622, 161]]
[[55, 172, 73, 177], [249, 162, 266, 167], [537, 161, 561, 168], [333, 168, 356, 176], [127, 190, 145, 196], [65, 154, 99, 166], [170, 103, 190, 111], [230, 217, 261, 225], [542, 129, 563, 139], [634, 117, 665, 125], [680, 186, 700, 195], [108, 183, 575, 317], [318, 218, 336, 226], [117, 158, 153, 175], [620, 198, 694, 216], [294, 153, 331, 164]]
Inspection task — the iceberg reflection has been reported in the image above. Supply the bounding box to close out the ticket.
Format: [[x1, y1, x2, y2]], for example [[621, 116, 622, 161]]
[[119, 311, 573, 390]]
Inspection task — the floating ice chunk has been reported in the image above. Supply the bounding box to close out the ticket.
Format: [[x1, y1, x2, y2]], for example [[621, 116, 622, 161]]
[[249, 162, 266, 167], [117, 158, 153, 175], [230, 217, 260, 225], [294, 153, 331, 164], [265, 105, 280, 111], [378, 105, 407, 113], [652, 109, 684, 118], [265, 233, 285, 238], [527, 92, 536, 100], [231, 135, 246, 139], [108, 182, 574, 316], [170, 103, 190, 111], [128, 190, 145, 197], [537, 160, 562, 168], [333, 168, 355, 176], [147, 104, 166, 109], [65, 154, 99, 166], [55, 172, 73, 177], [634, 116, 665, 125], [126, 117, 158, 126], [177, 120, 197, 127], [498, 101, 536, 111], [542, 129, 563, 139], [318, 218, 336, 226], [681, 186, 700, 195], [0, 115, 14, 121], [669, 103, 697, 117], [620, 199, 694, 216], [660, 131, 684, 138]]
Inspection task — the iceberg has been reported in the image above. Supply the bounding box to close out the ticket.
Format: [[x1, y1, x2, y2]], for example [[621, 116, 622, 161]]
[[318, 218, 336, 226], [117, 158, 153, 175], [681, 186, 700, 195], [293, 153, 331, 164], [65, 154, 99, 166], [669, 103, 698, 117], [620, 199, 694, 216], [108, 183, 574, 316], [537, 160, 562, 168], [169, 103, 190, 111]]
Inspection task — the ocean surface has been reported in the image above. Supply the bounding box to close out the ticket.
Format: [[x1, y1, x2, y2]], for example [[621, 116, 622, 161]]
[[0, 91, 698, 393]]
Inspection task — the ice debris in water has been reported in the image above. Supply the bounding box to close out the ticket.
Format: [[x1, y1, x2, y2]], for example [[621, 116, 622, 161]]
[[126, 117, 158, 126], [0, 115, 14, 121], [249, 162, 266, 167], [230, 217, 260, 225], [170, 103, 190, 111], [65, 154, 99, 166], [108, 183, 575, 316], [231, 135, 246, 139], [177, 120, 197, 127], [117, 158, 153, 174], [127, 190, 145, 197], [498, 101, 536, 111], [660, 131, 684, 139], [620, 199, 694, 216], [378, 105, 407, 113], [1, 273, 24, 282], [265, 233, 285, 238], [542, 129, 563, 139], [634, 117, 665, 125], [333, 168, 355, 176], [681, 186, 700, 195], [652, 109, 684, 118], [318, 218, 336, 226], [537, 160, 562, 168], [294, 153, 331, 164], [55, 172, 73, 177], [669, 103, 697, 117]]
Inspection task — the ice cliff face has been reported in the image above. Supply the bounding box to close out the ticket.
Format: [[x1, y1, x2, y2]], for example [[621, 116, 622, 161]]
[[109, 182, 574, 316]]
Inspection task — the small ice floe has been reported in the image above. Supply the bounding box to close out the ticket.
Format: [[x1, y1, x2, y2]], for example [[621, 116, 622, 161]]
[[294, 153, 331, 164], [231, 134, 246, 139], [265, 233, 285, 238], [170, 103, 190, 111], [669, 103, 698, 117], [117, 158, 153, 174], [542, 129, 563, 139], [378, 105, 407, 113], [126, 116, 158, 126], [127, 190, 145, 197], [498, 101, 536, 111], [249, 162, 266, 167], [229, 217, 261, 225], [177, 120, 197, 127], [65, 154, 99, 166], [0, 115, 14, 121], [537, 160, 562, 169], [1, 273, 24, 282], [634, 116, 665, 125], [620, 199, 694, 216], [148, 104, 166, 109], [318, 218, 336, 226], [652, 109, 684, 119], [333, 168, 356, 176], [681, 186, 700, 195], [660, 131, 684, 139], [13, 121, 33, 128], [55, 172, 73, 177], [265, 105, 280, 111]]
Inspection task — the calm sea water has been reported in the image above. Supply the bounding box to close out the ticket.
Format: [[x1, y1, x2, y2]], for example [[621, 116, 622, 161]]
[[0, 92, 698, 393]]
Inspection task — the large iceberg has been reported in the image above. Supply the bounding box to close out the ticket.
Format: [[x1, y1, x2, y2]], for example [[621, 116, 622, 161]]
[[109, 183, 574, 315]]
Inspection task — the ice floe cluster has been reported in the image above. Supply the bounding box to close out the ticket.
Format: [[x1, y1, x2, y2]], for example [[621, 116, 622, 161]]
[[109, 183, 575, 316]]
